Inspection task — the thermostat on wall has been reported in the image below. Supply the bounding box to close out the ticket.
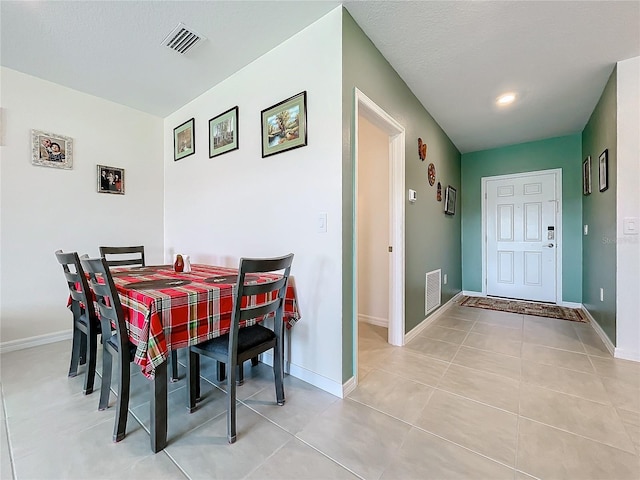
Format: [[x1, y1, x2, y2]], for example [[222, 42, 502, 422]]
[[408, 189, 417, 203]]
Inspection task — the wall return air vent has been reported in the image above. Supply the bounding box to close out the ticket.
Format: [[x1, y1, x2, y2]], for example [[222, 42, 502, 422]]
[[162, 23, 206, 55], [425, 269, 442, 316]]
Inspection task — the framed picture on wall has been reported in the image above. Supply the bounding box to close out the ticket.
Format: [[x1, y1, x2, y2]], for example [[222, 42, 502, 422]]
[[97, 164, 125, 195], [174, 118, 195, 161], [261, 91, 307, 158], [444, 185, 457, 215], [31, 129, 73, 169], [582, 155, 591, 195], [598, 149, 608, 192], [209, 106, 238, 158]]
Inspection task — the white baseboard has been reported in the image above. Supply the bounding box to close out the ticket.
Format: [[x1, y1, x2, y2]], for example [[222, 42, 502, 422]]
[[580, 307, 616, 357], [614, 347, 640, 362], [260, 352, 343, 398], [561, 301, 582, 309], [404, 292, 463, 344], [358, 314, 388, 328], [0, 330, 71, 354], [462, 290, 483, 297], [342, 375, 357, 398]]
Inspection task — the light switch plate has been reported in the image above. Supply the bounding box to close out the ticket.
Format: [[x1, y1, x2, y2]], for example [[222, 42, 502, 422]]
[[623, 217, 638, 235], [584, 224, 588, 235], [408, 189, 417, 203], [317, 213, 327, 233]]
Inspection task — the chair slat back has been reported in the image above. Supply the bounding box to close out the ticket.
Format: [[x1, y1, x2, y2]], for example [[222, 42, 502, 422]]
[[232, 254, 294, 331], [99, 246, 145, 268], [55, 250, 95, 321], [80, 256, 129, 353]]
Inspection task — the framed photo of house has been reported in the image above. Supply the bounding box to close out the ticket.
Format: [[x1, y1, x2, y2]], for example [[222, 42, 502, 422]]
[[261, 91, 307, 158], [444, 185, 457, 215], [31, 129, 73, 169], [582, 155, 591, 195], [97, 164, 125, 195], [209, 106, 238, 158], [174, 118, 195, 161], [598, 149, 608, 192]]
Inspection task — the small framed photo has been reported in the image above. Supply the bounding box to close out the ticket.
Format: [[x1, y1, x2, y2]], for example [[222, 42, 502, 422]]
[[97, 165, 125, 195], [582, 155, 591, 195], [31, 129, 73, 169], [209, 106, 238, 158], [261, 91, 307, 158], [598, 149, 608, 192], [444, 185, 457, 215], [174, 118, 195, 161]]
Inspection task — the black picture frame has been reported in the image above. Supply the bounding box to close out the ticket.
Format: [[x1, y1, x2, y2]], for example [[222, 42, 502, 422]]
[[582, 155, 591, 195], [209, 106, 238, 158], [97, 164, 125, 195], [444, 185, 457, 215], [598, 149, 608, 192], [261, 91, 307, 158], [174, 118, 195, 161]]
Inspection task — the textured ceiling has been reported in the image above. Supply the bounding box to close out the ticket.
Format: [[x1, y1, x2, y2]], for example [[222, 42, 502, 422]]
[[1, 1, 638, 153]]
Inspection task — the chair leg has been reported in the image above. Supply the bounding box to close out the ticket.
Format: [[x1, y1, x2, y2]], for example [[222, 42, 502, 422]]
[[170, 350, 179, 382], [68, 328, 82, 377], [83, 332, 97, 395], [237, 363, 244, 386], [251, 356, 259, 367], [79, 332, 88, 365], [227, 359, 237, 444], [187, 349, 199, 413], [113, 359, 130, 442], [99, 349, 112, 411], [216, 361, 226, 382], [273, 340, 285, 406]]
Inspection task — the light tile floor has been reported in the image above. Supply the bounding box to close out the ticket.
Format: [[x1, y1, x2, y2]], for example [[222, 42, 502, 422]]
[[2, 302, 639, 479]]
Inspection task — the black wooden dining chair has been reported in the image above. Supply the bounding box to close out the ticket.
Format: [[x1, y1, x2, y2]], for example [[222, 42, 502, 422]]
[[187, 253, 293, 444], [99, 245, 145, 268], [80, 256, 138, 442], [99, 244, 179, 381], [55, 250, 100, 395]]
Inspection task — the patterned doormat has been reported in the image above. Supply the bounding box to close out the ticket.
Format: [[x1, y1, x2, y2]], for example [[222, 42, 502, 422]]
[[459, 296, 588, 323]]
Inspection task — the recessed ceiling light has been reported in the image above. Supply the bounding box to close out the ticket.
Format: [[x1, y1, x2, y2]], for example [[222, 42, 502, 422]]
[[496, 93, 517, 106]]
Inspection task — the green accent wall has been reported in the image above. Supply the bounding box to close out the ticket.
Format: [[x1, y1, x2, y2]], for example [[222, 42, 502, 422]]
[[342, 9, 462, 382], [582, 67, 617, 343], [461, 134, 583, 303]]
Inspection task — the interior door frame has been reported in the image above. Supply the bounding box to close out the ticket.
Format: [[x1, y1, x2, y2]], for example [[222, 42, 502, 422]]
[[481, 168, 563, 304], [354, 88, 406, 362]]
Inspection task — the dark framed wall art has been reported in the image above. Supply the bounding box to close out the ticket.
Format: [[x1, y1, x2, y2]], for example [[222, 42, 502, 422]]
[[261, 91, 307, 158], [97, 164, 125, 195], [444, 185, 457, 215], [209, 106, 238, 158], [174, 118, 195, 161]]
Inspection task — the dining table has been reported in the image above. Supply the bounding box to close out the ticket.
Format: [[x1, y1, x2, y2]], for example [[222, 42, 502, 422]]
[[107, 263, 301, 453]]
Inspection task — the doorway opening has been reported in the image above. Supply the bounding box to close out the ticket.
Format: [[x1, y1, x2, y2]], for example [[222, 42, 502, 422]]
[[354, 89, 405, 383]]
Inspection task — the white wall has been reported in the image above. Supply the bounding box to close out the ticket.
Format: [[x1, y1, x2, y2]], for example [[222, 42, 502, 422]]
[[163, 9, 344, 393], [0, 68, 164, 346], [615, 56, 640, 361], [357, 115, 389, 325]]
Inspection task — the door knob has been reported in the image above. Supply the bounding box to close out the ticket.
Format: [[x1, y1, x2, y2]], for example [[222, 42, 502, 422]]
[[546, 243, 554, 248]]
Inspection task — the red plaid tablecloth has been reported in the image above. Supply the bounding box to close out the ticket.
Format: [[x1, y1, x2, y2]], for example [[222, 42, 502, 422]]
[[109, 264, 300, 379]]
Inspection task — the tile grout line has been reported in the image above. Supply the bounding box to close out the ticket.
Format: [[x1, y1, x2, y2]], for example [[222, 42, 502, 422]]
[[0, 383, 17, 480]]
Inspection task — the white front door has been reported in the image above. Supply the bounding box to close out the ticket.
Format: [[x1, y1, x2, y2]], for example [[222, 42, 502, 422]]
[[485, 171, 558, 303]]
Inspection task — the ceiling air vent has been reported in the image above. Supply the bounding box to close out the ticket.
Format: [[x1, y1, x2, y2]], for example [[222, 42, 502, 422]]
[[162, 23, 205, 55]]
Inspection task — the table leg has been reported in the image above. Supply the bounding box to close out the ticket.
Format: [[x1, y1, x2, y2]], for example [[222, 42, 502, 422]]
[[150, 360, 168, 453]]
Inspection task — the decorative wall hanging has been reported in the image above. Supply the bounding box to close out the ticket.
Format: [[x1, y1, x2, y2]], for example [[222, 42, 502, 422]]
[[428, 163, 436, 186], [582, 156, 591, 195], [437, 182, 442, 201], [444, 185, 457, 215], [174, 118, 195, 161], [261, 91, 307, 158], [31, 129, 73, 169], [97, 164, 125, 195], [209, 106, 238, 158], [598, 149, 608, 192], [418, 137, 427, 161]]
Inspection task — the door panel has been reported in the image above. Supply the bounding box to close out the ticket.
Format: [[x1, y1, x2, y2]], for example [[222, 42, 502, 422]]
[[486, 172, 557, 302]]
